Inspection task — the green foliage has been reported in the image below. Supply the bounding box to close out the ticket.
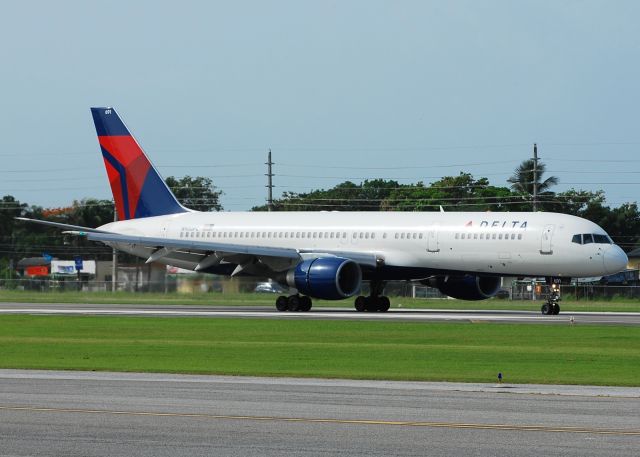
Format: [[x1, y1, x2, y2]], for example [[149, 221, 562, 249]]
[[253, 179, 400, 211], [165, 176, 223, 212], [383, 173, 518, 211]]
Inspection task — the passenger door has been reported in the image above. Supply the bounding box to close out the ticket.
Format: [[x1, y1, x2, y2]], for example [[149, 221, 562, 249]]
[[427, 225, 440, 253], [540, 224, 554, 254]]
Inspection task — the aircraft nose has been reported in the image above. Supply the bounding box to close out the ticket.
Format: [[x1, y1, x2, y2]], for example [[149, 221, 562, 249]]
[[603, 245, 628, 274]]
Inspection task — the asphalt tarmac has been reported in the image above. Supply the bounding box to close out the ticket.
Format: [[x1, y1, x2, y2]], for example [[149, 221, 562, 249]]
[[0, 370, 638, 457], [1, 301, 640, 325]]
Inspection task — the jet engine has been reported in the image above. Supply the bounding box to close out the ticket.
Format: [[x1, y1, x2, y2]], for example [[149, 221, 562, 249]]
[[286, 257, 362, 300], [431, 275, 501, 301]]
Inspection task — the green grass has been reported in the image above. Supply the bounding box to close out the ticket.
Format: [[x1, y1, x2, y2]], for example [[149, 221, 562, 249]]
[[0, 315, 639, 386], [1, 289, 640, 312]]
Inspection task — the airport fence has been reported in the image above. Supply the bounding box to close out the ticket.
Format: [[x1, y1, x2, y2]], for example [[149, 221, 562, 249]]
[[1, 278, 638, 300]]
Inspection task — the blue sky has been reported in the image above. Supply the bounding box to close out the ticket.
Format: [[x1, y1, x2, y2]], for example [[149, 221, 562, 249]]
[[1, 0, 639, 211]]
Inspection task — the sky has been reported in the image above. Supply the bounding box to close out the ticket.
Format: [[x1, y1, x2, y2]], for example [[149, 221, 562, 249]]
[[1, 0, 639, 211]]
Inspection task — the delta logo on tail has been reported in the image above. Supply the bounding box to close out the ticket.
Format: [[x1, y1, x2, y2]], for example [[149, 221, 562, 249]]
[[90, 108, 186, 220]]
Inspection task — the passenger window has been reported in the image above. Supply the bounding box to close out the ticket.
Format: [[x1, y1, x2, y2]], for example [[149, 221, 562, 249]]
[[498, 234, 503, 240], [401, 233, 405, 239], [492, 234, 496, 240], [383, 233, 387, 239], [455, 233, 459, 239], [395, 233, 399, 239], [461, 233, 465, 240], [474, 233, 478, 239], [365, 233, 369, 239], [583, 234, 594, 244], [518, 234, 522, 240], [419, 233, 423, 239], [511, 234, 515, 240]]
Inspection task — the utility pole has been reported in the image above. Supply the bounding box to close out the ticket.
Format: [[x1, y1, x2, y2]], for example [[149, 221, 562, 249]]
[[532, 143, 538, 212], [111, 206, 117, 292], [266, 149, 274, 212]]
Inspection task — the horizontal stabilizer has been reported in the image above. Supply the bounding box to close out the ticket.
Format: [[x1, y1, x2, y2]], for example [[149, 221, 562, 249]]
[[15, 217, 107, 233]]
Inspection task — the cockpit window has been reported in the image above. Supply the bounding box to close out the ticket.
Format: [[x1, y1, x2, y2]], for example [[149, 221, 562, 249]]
[[572, 233, 613, 245], [593, 234, 611, 244]]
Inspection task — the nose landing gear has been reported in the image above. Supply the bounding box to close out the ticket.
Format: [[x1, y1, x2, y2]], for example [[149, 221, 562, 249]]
[[541, 290, 561, 315]]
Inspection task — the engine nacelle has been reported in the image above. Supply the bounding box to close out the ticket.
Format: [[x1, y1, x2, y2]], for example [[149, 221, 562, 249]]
[[286, 257, 362, 300], [433, 275, 501, 301]]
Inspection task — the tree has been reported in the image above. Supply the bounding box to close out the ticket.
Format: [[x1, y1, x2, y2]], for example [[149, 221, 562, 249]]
[[382, 173, 516, 211], [252, 179, 401, 211], [0, 195, 27, 238], [507, 159, 558, 210], [165, 176, 223, 212]]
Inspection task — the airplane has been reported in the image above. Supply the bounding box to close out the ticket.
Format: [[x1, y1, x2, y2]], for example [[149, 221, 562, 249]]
[[18, 107, 628, 315]]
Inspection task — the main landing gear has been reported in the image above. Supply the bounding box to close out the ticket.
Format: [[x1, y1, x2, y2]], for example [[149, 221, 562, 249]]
[[275, 294, 312, 312], [354, 280, 391, 312], [541, 290, 561, 315]]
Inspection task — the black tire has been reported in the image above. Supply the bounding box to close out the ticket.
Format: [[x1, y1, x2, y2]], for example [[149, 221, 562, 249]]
[[541, 303, 551, 315], [377, 296, 391, 312], [275, 296, 288, 312], [299, 296, 312, 312], [552, 303, 560, 315], [288, 295, 300, 312], [365, 297, 378, 312], [354, 296, 366, 312]]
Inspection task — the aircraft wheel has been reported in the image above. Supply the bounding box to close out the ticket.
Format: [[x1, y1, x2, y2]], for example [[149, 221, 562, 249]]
[[552, 303, 560, 315], [541, 303, 551, 315], [377, 296, 391, 312], [299, 296, 312, 312], [288, 295, 300, 312], [354, 296, 366, 312], [275, 296, 288, 312], [365, 297, 378, 312]]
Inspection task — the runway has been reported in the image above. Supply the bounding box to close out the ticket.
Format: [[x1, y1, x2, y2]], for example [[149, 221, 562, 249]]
[[1, 301, 640, 325], [0, 370, 638, 456]]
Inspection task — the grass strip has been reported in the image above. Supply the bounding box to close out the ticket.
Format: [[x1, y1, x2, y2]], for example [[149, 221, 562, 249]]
[[0, 315, 638, 386]]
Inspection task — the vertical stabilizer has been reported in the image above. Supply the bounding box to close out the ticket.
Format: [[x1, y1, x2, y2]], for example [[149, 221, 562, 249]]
[[90, 107, 187, 220]]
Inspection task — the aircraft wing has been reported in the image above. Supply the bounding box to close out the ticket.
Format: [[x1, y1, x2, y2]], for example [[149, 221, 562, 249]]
[[17, 216, 379, 271], [86, 232, 301, 260], [87, 232, 380, 268]]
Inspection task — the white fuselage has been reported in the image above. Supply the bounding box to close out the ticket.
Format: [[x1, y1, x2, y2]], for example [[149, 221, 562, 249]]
[[98, 211, 628, 279]]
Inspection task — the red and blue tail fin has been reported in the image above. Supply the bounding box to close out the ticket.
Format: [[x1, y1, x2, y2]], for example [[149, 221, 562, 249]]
[[90, 107, 188, 220]]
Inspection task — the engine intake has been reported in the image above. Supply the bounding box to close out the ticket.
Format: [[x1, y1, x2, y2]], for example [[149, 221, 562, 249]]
[[286, 257, 362, 300], [433, 275, 501, 301]]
